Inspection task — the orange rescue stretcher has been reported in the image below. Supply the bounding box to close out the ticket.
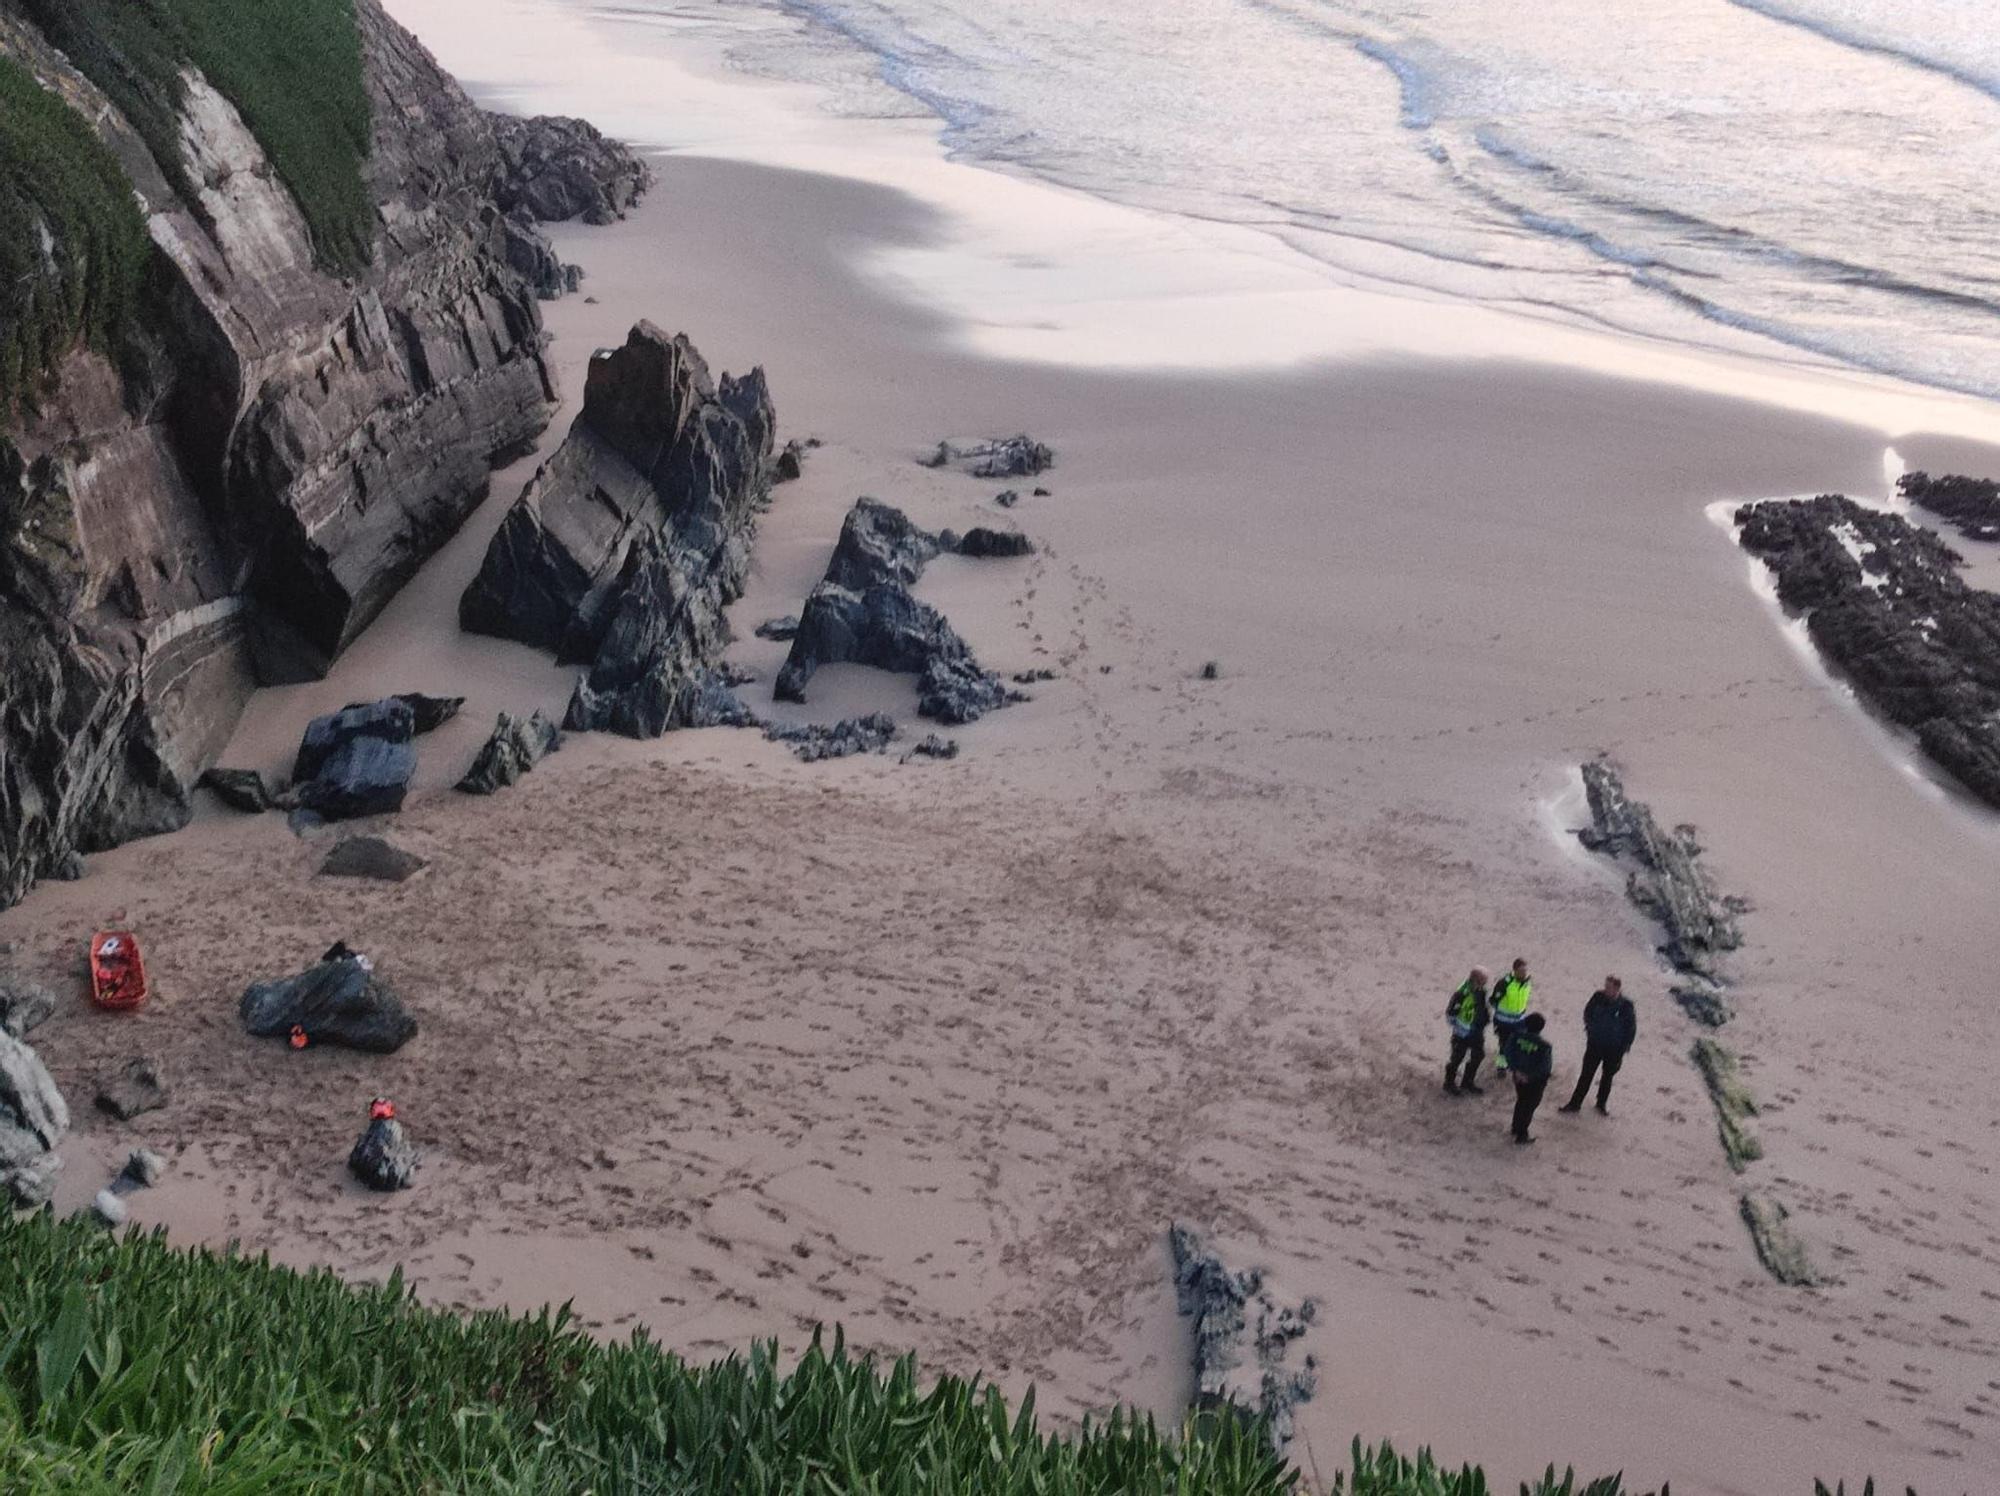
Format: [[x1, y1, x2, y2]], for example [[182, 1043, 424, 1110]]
[[90, 930, 150, 1011]]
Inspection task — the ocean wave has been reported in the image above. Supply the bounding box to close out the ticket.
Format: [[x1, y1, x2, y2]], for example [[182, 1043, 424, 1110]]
[[1723, 0, 2000, 106]]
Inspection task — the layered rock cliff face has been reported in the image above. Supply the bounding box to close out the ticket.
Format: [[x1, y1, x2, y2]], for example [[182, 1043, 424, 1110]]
[[0, 1, 641, 909], [460, 322, 774, 735]]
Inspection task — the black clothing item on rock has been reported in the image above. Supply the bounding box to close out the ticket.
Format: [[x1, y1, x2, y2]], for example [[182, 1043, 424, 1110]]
[[1511, 1076, 1547, 1142], [1565, 1044, 1625, 1111]]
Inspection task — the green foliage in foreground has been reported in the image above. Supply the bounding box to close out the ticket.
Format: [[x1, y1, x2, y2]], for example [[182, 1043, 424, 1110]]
[[0, 1213, 1912, 1493], [0, 57, 153, 416], [16, 0, 373, 275], [0, 1213, 1294, 1494]]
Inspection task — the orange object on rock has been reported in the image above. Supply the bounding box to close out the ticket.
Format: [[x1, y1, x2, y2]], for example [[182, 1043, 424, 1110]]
[[289, 1025, 309, 1049], [369, 1098, 396, 1121], [89, 931, 149, 1011]]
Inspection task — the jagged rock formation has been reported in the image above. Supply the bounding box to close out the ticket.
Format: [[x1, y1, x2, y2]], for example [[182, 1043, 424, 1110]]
[[1899, 470, 2000, 543], [461, 322, 775, 736], [775, 498, 1015, 725], [941, 526, 1034, 559], [764, 714, 897, 762], [1577, 758, 1742, 979], [489, 112, 651, 226], [1169, 1225, 1317, 1452], [456, 710, 562, 794], [240, 942, 416, 1054], [1671, 983, 1733, 1028], [1737, 494, 2000, 809], [501, 209, 584, 300], [1, 1026, 67, 1208], [0, 0, 602, 909], [921, 435, 1054, 479]]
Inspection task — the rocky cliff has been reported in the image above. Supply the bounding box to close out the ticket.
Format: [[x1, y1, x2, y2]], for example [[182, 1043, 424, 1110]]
[[0, 1, 643, 910]]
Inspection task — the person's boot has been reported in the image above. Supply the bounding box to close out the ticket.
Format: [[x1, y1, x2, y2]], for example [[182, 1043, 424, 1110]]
[[1594, 1101, 1610, 1115], [1460, 1057, 1484, 1095], [1443, 1074, 1460, 1095], [1558, 1100, 1582, 1114]]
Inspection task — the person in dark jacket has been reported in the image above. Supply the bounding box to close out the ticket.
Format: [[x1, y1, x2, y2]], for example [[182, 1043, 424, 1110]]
[[1559, 976, 1637, 1115], [1443, 967, 1491, 1095], [1499, 1013, 1553, 1145]]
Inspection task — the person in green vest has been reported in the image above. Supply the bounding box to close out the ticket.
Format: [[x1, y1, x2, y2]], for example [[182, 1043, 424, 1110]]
[[1489, 957, 1533, 1070], [1443, 967, 1491, 1095]]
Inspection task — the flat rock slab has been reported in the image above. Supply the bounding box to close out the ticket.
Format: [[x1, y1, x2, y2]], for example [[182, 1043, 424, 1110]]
[[320, 836, 428, 883]]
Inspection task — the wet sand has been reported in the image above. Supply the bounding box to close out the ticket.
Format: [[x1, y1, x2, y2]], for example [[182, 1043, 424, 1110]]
[[8, 13, 2000, 1495]]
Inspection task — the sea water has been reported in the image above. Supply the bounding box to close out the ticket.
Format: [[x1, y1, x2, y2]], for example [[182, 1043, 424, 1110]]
[[590, 0, 2000, 404]]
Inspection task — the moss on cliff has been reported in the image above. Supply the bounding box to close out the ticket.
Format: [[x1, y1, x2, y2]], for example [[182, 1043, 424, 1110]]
[[0, 57, 152, 417], [16, 0, 373, 275]]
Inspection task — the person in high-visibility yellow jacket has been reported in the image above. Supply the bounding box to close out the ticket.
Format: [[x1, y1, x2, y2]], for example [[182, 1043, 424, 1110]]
[[1489, 958, 1533, 1069], [1443, 968, 1491, 1095]]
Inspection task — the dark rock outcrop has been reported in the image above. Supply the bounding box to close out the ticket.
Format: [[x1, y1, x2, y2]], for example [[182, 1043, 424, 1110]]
[[922, 435, 1054, 479], [755, 616, 800, 641], [240, 943, 416, 1054], [320, 835, 428, 883], [1577, 758, 1742, 979], [1737, 493, 2000, 808], [941, 527, 1034, 559], [764, 713, 897, 762], [94, 1056, 167, 1122], [1898, 470, 2000, 543], [1672, 982, 1734, 1029], [776, 499, 1013, 725], [201, 768, 273, 813], [903, 734, 959, 762], [0, 0, 569, 909], [349, 1115, 417, 1191], [488, 112, 651, 226], [456, 709, 562, 794], [288, 700, 419, 821], [1, 1027, 68, 1208], [1740, 1192, 1817, 1286], [501, 209, 583, 301], [0, 974, 57, 1039], [462, 322, 775, 737], [1169, 1224, 1318, 1452]]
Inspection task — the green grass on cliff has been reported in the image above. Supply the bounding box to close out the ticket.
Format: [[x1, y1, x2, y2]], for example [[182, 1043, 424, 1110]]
[[0, 1212, 1907, 1494], [0, 57, 153, 416], [16, 0, 373, 275]]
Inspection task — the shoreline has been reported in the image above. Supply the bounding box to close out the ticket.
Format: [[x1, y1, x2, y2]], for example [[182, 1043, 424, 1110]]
[[7, 8, 2000, 1494]]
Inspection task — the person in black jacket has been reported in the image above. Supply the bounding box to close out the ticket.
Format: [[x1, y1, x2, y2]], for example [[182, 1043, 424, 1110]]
[[1499, 1013, 1553, 1145], [1559, 976, 1637, 1115]]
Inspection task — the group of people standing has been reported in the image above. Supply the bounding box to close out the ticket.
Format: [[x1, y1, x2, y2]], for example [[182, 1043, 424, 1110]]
[[1442, 959, 1638, 1145]]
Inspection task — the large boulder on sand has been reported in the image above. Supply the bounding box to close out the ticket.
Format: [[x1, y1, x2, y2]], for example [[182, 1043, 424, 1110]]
[[239, 943, 417, 1054], [289, 701, 419, 820], [0, 1027, 68, 1208], [461, 323, 776, 737]]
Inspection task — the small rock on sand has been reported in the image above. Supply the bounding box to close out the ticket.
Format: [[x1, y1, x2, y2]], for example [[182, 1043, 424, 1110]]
[[0, 974, 56, 1038], [121, 1148, 166, 1189], [91, 1189, 128, 1228], [319, 836, 428, 883], [94, 1056, 167, 1121]]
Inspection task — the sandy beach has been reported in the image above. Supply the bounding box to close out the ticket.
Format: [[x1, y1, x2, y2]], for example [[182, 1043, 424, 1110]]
[[8, 2, 2000, 1492]]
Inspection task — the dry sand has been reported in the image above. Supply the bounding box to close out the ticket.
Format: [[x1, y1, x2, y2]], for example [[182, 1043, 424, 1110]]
[[8, 10, 2000, 1494]]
